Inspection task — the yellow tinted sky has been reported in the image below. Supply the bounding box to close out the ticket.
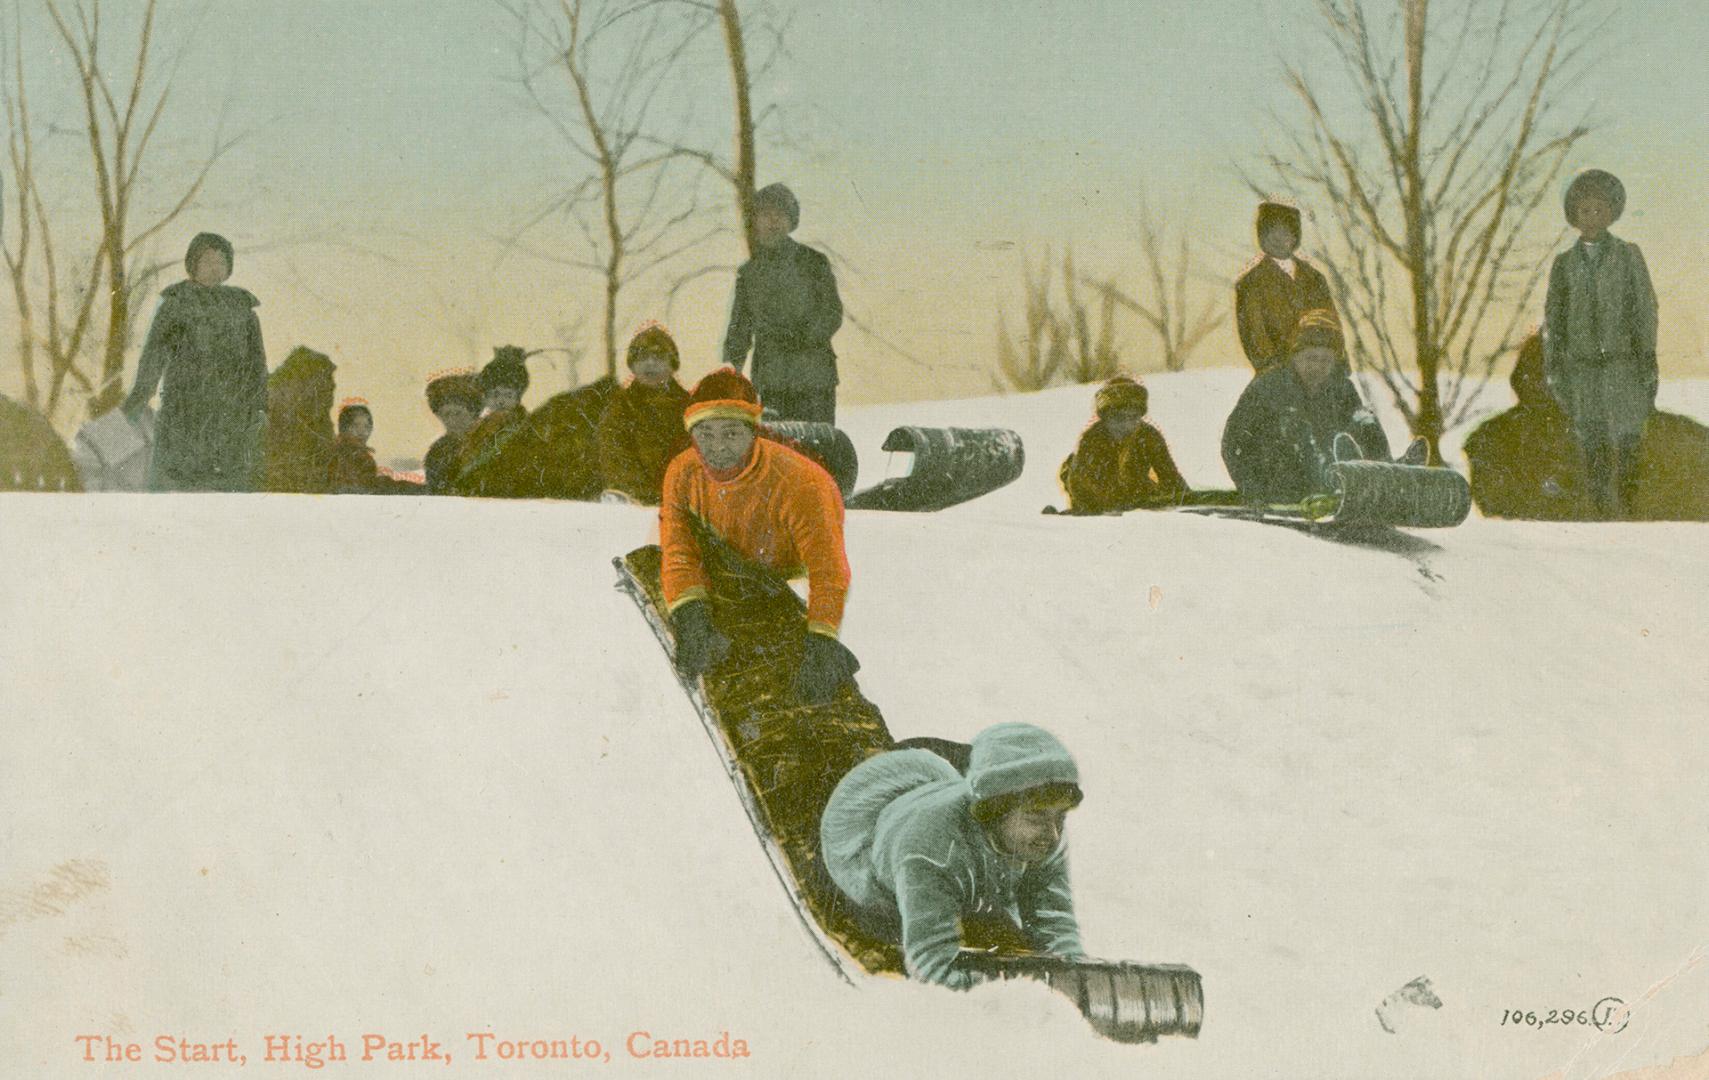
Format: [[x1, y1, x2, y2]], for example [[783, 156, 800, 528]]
[[5, 0, 1705, 460]]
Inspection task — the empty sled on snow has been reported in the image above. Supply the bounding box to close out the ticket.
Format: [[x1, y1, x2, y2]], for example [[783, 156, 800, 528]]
[[762, 421, 860, 496], [613, 543, 1199, 1045], [844, 425, 1025, 512], [1174, 460, 1472, 530]]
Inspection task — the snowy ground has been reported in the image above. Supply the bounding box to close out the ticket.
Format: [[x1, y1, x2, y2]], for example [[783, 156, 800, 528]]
[[4, 374, 1708, 1079]]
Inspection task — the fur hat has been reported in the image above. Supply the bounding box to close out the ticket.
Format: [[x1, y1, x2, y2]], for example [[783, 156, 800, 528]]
[[1094, 375, 1148, 419], [1290, 308, 1345, 357], [479, 346, 530, 395], [754, 183, 800, 231], [966, 723, 1081, 806], [426, 371, 483, 415], [684, 368, 763, 431], [184, 232, 234, 278], [1256, 200, 1303, 244], [627, 324, 681, 371], [1564, 169, 1626, 227]]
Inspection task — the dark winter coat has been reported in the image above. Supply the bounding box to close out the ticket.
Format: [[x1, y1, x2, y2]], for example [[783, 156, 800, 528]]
[[721, 237, 844, 395], [1058, 419, 1187, 514], [1466, 406, 1709, 522], [327, 435, 419, 495], [1234, 256, 1336, 373], [449, 406, 543, 498], [597, 378, 690, 505], [261, 348, 337, 494], [424, 433, 463, 495], [123, 280, 268, 491], [1542, 234, 1659, 445], [1221, 365, 1390, 503]]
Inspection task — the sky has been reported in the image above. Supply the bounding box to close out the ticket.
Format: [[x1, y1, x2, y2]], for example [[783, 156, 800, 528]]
[[4, 0, 1706, 461]]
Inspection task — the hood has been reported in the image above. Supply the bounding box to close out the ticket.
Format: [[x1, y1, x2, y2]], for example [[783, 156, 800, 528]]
[[184, 231, 235, 277], [966, 723, 1078, 803]]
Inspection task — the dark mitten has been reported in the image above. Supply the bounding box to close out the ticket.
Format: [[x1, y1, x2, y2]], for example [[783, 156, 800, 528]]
[[670, 600, 730, 677], [792, 632, 860, 705]]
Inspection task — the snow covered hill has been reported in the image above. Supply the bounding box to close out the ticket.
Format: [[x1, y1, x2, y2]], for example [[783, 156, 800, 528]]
[[4, 374, 1708, 1079]]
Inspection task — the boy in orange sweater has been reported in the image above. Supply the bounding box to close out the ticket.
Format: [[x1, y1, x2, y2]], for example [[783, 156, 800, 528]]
[[660, 368, 857, 704]]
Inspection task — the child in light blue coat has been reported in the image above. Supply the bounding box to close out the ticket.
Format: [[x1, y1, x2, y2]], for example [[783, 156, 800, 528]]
[[819, 723, 1085, 989]]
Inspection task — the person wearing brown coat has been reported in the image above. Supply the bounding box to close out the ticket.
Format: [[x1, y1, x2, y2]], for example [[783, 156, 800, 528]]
[[262, 346, 337, 493], [423, 371, 482, 495], [598, 326, 691, 505], [1058, 376, 1187, 514], [450, 346, 545, 498], [1234, 201, 1337, 374], [327, 402, 418, 494]]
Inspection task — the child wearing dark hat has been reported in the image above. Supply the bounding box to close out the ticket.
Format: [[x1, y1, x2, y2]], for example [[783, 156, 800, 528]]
[[819, 722, 1086, 989], [1222, 309, 1394, 503], [452, 346, 539, 494], [423, 370, 482, 495], [1543, 168, 1659, 518], [597, 325, 691, 505], [1058, 375, 1187, 514], [1234, 200, 1338, 374], [121, 232, 269, 491], [720, 182, 845, 423]]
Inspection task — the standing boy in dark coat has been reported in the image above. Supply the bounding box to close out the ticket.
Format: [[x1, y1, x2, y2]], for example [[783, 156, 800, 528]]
[[122, 232, 268, 491], [1222, 310, 1392, 504], [721, 183, 845, 423], [1058, 375, 1188, 514], [1234, 201, 1337, 374], [1542, 169, 1660, 518], [423, 371, 482, 495], [598, 325, 691, 505]]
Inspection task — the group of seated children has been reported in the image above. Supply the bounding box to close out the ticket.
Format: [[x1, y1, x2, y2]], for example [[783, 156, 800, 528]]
[[1058, 197, 1424, 514]]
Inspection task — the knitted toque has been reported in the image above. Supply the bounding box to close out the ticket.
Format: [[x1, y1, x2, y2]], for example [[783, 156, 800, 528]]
[[1094, 375, 1148, 419], [628, 324, 681, 371], [1290, 309, 1345, 357], [684, 367, 763, 431]]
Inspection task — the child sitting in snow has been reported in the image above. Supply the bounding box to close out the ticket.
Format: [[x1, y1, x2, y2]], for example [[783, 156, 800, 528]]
[[598, 325, 691, 505], [423, 371, 482, 495], [1058, 375, 1187, 514], [1221, 310, 1407, 504], [328, 401, 417, 494], [819, 722, 1085, 990]]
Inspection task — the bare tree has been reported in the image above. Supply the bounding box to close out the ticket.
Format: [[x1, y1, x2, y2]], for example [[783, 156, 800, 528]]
[[2, 0, 238, 423], [1254, 0, 1604, 460], [1085, 211, 1227, 373], [994, 250, 1121, 393], [50, 0, 241, 416], [1, 4, 103, 420], [497, 0, 726, 380]]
